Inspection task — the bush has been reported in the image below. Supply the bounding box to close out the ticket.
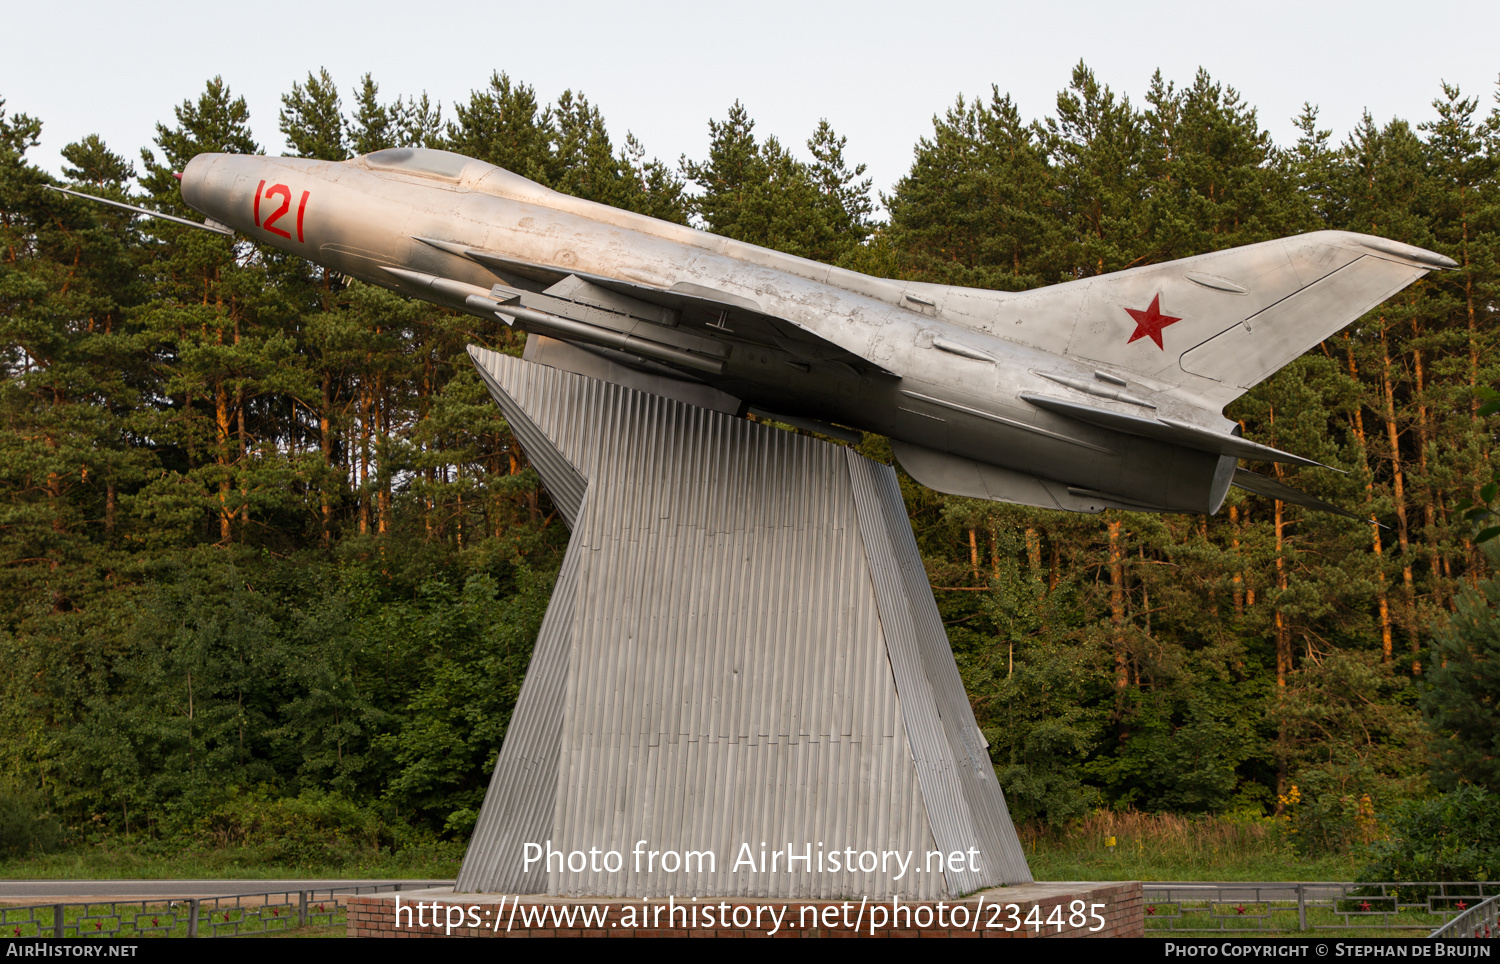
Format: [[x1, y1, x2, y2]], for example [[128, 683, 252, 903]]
[[0, 784, 64, 857], [1277, 767, 1382, 857], [1358, 786, 1500, 884], [1422, 578, 1500, 792], [194, 788, 387, 866]]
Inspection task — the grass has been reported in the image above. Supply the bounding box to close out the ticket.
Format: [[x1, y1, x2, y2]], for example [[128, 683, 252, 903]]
[[1020, 812, 1461, 937], [0, 897, 352, 939], [266, 924, 346, 938], [1020, 809, 1364, 882], [1139, 899, 1452, 938], [4, 811, 1357, 884], [1, 812, 1453, 939], [0, 839, 463, 881]]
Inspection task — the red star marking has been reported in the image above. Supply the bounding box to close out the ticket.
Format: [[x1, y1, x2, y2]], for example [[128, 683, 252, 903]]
[[1235, 905, 1247, 915], [1359, 902, 1371, 911], [1124, 294, 1182, 350], [1146, 906, 1156, 916], [1456, 900, 1469, 910]]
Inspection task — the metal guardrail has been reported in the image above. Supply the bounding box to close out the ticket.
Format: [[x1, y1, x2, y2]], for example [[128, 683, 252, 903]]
[[1144, 882, 1500, 934], [1430, 893, 1500, 939], [0, 883, 424, 938]]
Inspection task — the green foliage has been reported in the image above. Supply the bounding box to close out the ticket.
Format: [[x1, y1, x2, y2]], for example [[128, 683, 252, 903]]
[[1277, 768, 1383, 857], [884, 87, 1057, 288], [1022, 809, 1342, 883], [1089, 694, 1263, 813], [1458, 389, 1500, 545], [1359, 786, 1500, 883], [280, 68, 348, 161], [0, 96, 42, 161], [373, 567, 552, 829], [190, 788, 382, 866], [347, 73, 443, 153], [1422, 576, 1500, 791], [984, 611, 1106, 824], [0, 784, 63, 857], [2, 64, 1498, 865], [682, 102, 873, 262], [444, 72, 686, 220]]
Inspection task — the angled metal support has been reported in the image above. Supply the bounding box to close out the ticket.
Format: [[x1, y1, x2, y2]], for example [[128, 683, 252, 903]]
[[457, 347, 1030, 898]]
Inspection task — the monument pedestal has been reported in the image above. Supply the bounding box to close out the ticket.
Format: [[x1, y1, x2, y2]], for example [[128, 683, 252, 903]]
[[457, 348, 1030, 899]]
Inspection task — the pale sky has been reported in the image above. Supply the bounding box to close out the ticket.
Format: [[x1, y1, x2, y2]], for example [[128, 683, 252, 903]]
[[5, 0, 1498, 208]]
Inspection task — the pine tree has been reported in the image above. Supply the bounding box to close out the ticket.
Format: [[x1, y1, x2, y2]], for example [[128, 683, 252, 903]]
[[806, 119, 875, 263], [681, 101, 768, 240], [445, 72, 553, 181], [1044, 62, 1151, 276], [280, 68, 348, 161], [135, 78, 307, 546], [884, 87, 1057, 288], [549, 89, 624, 203], [349, 74, 398, 156], [682, 103, 867, 262], [1422, 573, 1500, 790], [1142, 69, 1295, 257], [1420, 83, 1500, 600], [619, 132, 689, 224]]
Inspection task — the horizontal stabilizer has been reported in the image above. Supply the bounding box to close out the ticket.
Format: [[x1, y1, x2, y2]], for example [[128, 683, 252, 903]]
[[1232, 468, 1366, 522], [1020, 394, 1332, 468]]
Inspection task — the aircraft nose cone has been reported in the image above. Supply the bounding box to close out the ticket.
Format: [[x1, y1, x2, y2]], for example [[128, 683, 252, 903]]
[[178, 153, 234, 225]]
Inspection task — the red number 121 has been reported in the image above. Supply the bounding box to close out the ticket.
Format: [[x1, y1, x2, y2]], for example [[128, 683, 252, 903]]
[[253, 180, 310, 242]]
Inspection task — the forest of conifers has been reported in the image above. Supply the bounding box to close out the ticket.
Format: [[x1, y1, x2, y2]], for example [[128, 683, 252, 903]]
[[1, 63, 1496, 853]]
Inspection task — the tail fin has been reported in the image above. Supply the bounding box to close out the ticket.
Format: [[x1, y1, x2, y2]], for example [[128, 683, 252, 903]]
[[984, 231, 1449, 411], [1176, 240, 1439, 400]]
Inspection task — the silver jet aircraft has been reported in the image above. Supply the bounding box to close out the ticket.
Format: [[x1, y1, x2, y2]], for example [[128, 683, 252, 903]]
[[81, 146, 1458, 518]]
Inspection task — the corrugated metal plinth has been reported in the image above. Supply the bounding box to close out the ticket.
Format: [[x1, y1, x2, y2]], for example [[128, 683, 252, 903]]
[[458, 348, 1031, 898]]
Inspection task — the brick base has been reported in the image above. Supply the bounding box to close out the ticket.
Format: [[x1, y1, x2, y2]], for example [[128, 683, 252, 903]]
[[348, 881, 1142, 938]]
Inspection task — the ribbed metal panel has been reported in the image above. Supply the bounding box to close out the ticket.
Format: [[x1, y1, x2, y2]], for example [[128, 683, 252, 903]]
[[455, 523, 583, 892], [847, 451, 1034, 890], [458, 348, 1028, 897], [469, 346, 587, 527]]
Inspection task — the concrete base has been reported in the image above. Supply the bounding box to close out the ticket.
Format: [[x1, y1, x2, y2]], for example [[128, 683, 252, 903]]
[[348, 881, 1143, 938]]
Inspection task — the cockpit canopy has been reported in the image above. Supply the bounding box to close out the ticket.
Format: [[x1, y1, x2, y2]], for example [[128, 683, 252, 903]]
[[361, 148, 474, 180], [356, 147, 558, 206]]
